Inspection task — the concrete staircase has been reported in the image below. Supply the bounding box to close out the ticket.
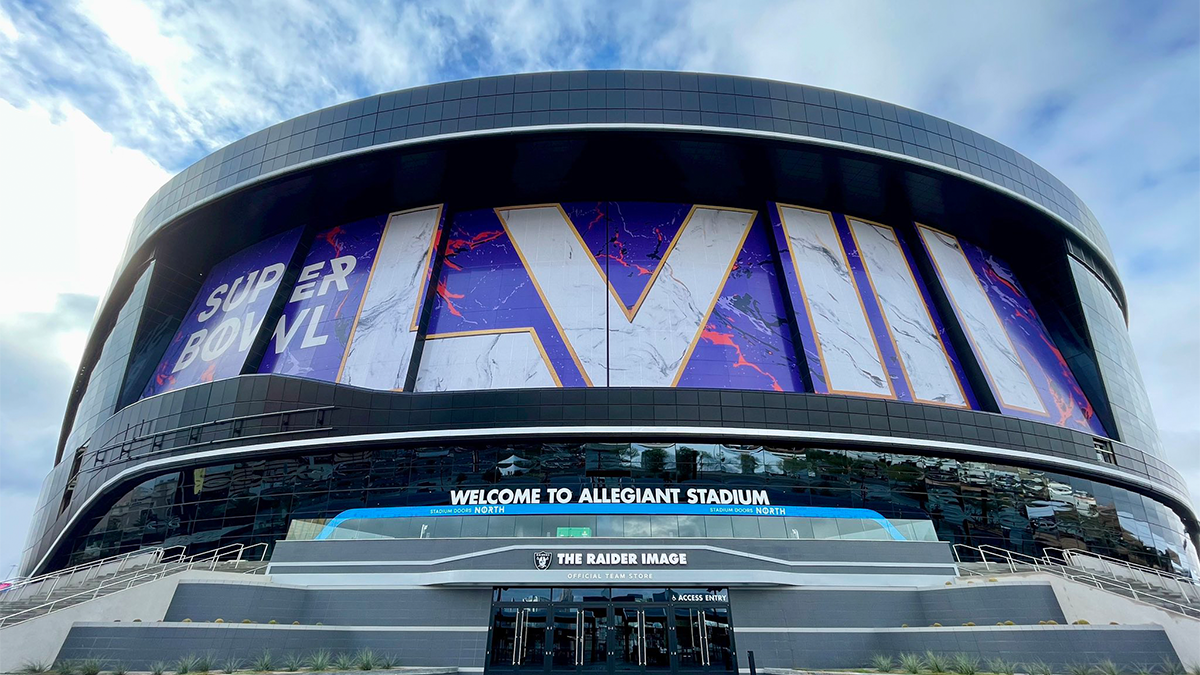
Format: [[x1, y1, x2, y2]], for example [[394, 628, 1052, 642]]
[[0, 545, 268, 628], [953, 544, 1200, 618]]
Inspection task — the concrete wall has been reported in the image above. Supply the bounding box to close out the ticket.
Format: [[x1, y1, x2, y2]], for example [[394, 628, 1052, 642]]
[[164, 580, 492, 627], [0, 571, 269, 672], [55, 623, 486, 669], [734, 625, 1178, 670], [1039, 573, 1200, 666], [731, 584, 1065, 628]]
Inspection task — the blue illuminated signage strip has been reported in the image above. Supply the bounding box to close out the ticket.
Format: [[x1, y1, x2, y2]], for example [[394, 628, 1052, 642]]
[[316, 504, 907, 540]]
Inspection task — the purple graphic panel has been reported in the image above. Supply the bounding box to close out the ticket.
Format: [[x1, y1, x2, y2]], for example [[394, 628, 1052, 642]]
[[257, 216, 386, 381], [896, 225, 979, 410], [143, 227, 302, 398], [767, 202, 824, 393], [563, 201, 690, 315], [833, 214, 913, 401], [959, 238, 1106, 434], [678, 214, 803, 392], [425, 208, 588, 387]]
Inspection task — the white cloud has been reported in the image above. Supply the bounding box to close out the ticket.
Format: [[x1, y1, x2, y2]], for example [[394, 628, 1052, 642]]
[[0, 99, 170, 319]]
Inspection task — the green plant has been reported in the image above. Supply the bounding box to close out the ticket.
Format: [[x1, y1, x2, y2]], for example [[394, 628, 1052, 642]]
[[950, 654, 979, 675], [306, 650, 332, 672], [1161, 661, 1186, 675], [111, 664, 129, 675], [377, 654, 398, 670], [150, 662, 168, 675], [962, 622, 975, 627], [1027, 661, 1055, 675], [1067, 664, 1093, 675], [899, 653, 925, 674], [221, 658, 243, 674], [19, 661, 53, 674], [925, 652, 949, 674], [176, 656, 199, 675], [182, 618, 192, 623], [1130, 665, 1152, 675], [214, 619, 224, 624], [1046, 620, 1059, 625], [331, 654, 355, 672], [52, 661, 75, 675], [268, 619, 278, 625], [1188, 664, 1200, 675], [283, 653, 305, 672], [251, 652, 272, 673], [1073, 619, 1090, 625], [988, 659, 1017, 675], [872, 654, 895, 673], [354, 650, 377, 671], [242, 619, 253, 624], [194, 654, 213, 674], [78, 660, 104, 675], [1096, 661, 1121, 675], [1004, 620, 1015, 626]]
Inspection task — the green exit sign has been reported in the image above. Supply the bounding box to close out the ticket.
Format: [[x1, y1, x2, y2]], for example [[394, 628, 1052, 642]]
[[556, 527, 592, 538]]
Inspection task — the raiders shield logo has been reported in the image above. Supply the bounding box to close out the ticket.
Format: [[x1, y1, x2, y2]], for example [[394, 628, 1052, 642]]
[[533, 551, 553, 570]]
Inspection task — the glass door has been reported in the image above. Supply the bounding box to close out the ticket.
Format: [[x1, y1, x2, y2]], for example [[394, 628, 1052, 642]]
[[490, 607, 549, 671], [612, 606, 671, 673], [550, 607, 608, 673], [673, 607, 734, 672]]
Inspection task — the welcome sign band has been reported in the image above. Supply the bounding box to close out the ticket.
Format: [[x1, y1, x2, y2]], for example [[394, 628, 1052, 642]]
[[450, 487, 771, 506]]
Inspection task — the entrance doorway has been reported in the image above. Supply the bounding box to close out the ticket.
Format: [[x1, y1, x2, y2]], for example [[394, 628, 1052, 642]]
[[486, 588, 735, 674]]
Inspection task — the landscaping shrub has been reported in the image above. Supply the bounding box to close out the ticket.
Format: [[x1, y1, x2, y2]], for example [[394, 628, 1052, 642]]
[[111, 663, 129, 675], [1160, 661, 1186, 675], [52, 661, 74, 675], [988, 659, 1017, 675], [306, 650, 332, 672], [176, 655, 199, 675], [354, 650, 377, 671], [377, 654, 398, 670], [19, 661, 52, 674], [194, 654, 213, 674], [1130, 664, 1152, 675], [331, 654, 355, 672], [872, 654, 895, 673], [149, 662, 168, 675], [283, 653, 305, 672], [221, 658, 243, 674], [950, 654, 979, 675], [251, 651, 272, 673], [1027, 661, 1055, 675], [899, 653, 924, 674], [1067, 664, 1093, 675], [1096, 660, 1120, 675], [925, 652, 949, 674]]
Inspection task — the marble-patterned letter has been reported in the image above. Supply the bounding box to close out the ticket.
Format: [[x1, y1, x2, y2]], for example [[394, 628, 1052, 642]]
[[917, 225, 1044, 413], [849, 219, 966, 406], [414, 331, 556, 391], [778, 207, 891, 397], [339, 206, 441, 390]]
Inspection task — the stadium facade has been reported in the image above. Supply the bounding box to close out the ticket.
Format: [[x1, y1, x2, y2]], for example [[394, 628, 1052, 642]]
[[16, 71, 1198, 670]]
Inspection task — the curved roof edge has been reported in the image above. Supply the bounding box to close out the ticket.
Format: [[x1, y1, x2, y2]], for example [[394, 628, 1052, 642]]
[[120, 71, 1119, 290]]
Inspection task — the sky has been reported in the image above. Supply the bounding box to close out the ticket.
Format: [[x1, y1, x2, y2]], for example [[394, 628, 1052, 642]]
[[0, 0, 1197, 578]]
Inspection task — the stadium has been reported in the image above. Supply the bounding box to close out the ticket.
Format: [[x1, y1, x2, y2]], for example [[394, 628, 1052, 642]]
[[7, 71, 1198, 671]]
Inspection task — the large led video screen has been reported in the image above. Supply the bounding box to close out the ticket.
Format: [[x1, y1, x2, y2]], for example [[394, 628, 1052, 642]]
[[917, 224, 1105, 435], [142, 228, 301, 398], [769, 203, 973, 408], [257, 206, 442, 389]]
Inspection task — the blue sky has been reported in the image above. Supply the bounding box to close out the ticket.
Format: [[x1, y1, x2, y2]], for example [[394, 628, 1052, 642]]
[[0, 0, 1197, 577]]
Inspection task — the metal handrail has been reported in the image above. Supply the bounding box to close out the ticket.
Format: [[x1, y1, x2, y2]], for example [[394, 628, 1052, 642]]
[[1043, 547, 1200, 602], [0, 546, 186, 600], [952, 543, 1199, 619], [0, 543, 269, 628]]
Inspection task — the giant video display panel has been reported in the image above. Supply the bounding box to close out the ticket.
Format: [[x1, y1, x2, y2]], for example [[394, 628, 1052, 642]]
[[143, 227, 301, 397], [257, 206, 442, 389], [769, 204, 973, 408], [917, 224, 1105, 435]]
